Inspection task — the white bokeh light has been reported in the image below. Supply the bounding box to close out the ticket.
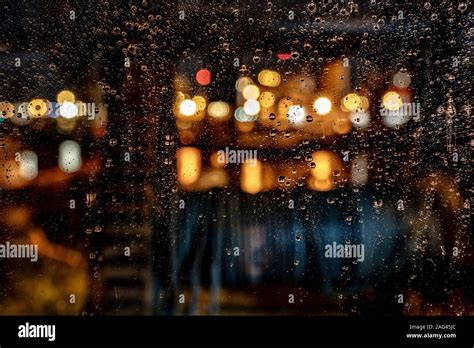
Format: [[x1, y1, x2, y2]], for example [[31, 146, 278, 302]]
[[19, 150, 38, 180], [287, 105, 306, 125], [350, 111, 370, 129], [243, 99, 260, 116], [179, 99, 197, 116], [59, 102, 78, 119], [313, 97, 331, 115], [59, 140, 82, 173]]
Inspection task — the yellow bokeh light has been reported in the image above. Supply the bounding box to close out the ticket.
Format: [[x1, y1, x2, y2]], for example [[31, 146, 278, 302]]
[[382, 91, 403, 111], [258, 70, 281, 87], [57, 90, 75, 104], [176, 147, 202, 186], [179, 99, 197, 116], [342, 93, 362, 112], [309, 150, 344, 192], [313, 97, 332, 115], [311, 151, 333, 181], [0, 101, 15, 118], [192, 95, 207, 112], [208, 101, 230, 119], [242, 85, 260, 100], [241, 160, 262, 194], [258, 91, 276, 108], [27, 99, 48, 118]]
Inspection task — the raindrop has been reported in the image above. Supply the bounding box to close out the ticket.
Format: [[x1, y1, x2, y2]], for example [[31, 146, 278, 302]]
[[373, 199, 383, 208]]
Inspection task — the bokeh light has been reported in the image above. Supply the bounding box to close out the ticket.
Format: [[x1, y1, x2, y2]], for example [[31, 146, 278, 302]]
[[241, 160, 262, 194], [243, 99, 260, 116], [258, 70, 281, 87], [309, 150, 344, 192], [0, 101, 15, 118], [59, 102, 79, 119], [18, 150, 38, 180], [57, 90, 75, 104], [350, 111, 370, 129], [382, 91, 403, 111], [208, 101, 230, 119], [313, 97, 331, 115], [287, 105, 306, 125], [27, 99, 48, 118], [179, 99, 197, 116], [192, 95, 207, 112], [235, 77, 253, 92], [242, 85, 260, 100], [11, 102, 32, 126], [393, 71, 411, 89], [195, 69, 211, 86], [311, 151, 333, 181], [59, 140, 81, 173], [258, 91, 276, 108], [342, 93, 362, 112], [176, 147, 201, 186]]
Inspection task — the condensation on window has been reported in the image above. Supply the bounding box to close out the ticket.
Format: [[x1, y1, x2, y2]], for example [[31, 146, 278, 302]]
[[0, 1, 471, 316]]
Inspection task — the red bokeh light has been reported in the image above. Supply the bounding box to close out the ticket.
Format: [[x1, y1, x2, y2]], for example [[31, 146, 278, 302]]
[[277, 53, 291, 61], [196, 69, 211, 85]]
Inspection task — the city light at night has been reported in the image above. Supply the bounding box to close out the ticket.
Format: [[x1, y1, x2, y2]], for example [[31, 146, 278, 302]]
[[0, 1, 470, 344]]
